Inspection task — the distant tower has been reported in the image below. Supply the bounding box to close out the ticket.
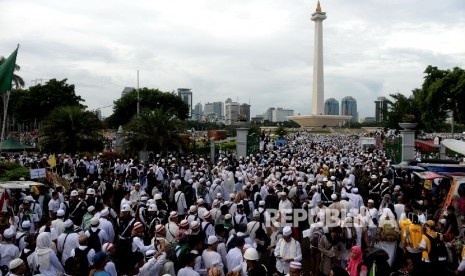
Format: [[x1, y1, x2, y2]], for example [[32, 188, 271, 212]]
[[177, 88, 193, 118], [341, 96, 358, 122], [324, 98, 339, 115], [311, 1, 327, 115], [375, 96, 389, 122]]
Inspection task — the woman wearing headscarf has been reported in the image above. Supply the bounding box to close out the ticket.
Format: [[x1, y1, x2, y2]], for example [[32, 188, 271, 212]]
[[345, 246, 367, 276], [376, 208, 399, 267], [32, 232, 64, 276]]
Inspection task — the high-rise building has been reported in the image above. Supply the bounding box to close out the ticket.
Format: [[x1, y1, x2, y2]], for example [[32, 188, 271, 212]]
[[193, 102, 203, 121], [239, 103, 251, 122], [204, 101, 224, 122], [324, 98, 339, 115], [263, 107, 294, 122], [225, 98, 240, 125], [341, 96, 358, 122], [273, 108, 294, 122], [177, 88, 193, 118], [263, 108, 275, 122], [375, 96, 389, 122], [212, 102, 224, 119], [121, 87, 135, 98]]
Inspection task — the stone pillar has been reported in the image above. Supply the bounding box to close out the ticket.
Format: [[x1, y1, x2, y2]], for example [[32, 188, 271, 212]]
[[399, 123, 417, 161], [236, 128, 248, 158], [115, 125, 124, 152], [439, 144, 446, 159], [210, 138, 215, 164]]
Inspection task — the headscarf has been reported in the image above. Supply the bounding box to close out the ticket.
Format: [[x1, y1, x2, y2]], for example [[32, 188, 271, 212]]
[[346, 245, 363, 276], [35, 232, 53, 270]]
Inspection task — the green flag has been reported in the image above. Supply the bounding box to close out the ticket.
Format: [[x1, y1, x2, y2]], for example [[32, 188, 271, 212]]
[[0, 45, 19, 92]]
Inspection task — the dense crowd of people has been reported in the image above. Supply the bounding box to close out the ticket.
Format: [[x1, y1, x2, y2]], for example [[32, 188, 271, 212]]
[[0, 132, 463, 276]]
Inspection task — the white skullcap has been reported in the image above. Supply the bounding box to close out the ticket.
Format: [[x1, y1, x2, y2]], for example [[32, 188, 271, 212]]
[[57, 209, 65, 217], [9, 258, 23, 270], [353, 188, 359, 193], [207, 235, 219, 245], [87, 206, 95, 213], [90, 217, 99, 226], [368, 199, 374, 204], [225, 214, 232, 220], [100, 208, 109, 216], [331, 194, 337, 201], [283, 226, 292, 236], [3, 229, 14, 239], [154, 194, 162, 200], [148, 204, 157, 212], [64, 219, 74, 228], [21, 220, 31, 229], [189, 205, 197, 213]]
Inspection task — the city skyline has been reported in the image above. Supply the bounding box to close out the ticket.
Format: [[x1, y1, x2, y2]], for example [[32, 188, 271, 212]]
[[1, 0, 464, 119]]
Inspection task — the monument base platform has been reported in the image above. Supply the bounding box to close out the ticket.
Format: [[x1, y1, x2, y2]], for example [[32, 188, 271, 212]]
[[288, 114, 352, 128]]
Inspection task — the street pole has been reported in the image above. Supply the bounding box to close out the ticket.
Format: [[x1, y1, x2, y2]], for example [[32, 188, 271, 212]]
[[137, 70, 140, 116]]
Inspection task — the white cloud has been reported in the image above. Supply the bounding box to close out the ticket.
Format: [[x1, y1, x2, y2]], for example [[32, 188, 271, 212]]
[[1, 0, 464, 119]]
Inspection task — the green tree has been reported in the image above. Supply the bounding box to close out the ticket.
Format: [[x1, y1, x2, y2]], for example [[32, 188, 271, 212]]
[[39, 106, 103, 153], [384, 93, 421, 129], [275, 125, 287, 138], [0, 56, 24, 89], [10, 79, 85, 123], [106, 88, 189, 129], [123, 108, 186, 155]]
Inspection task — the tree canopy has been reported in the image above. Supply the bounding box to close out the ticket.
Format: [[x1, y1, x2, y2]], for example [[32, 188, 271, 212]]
[[106, 88, 189, 129], [385, 66, 465, 132], [123, 108, 186, 155], [39, 106, 103, 153], [9, 78, 85, 123]]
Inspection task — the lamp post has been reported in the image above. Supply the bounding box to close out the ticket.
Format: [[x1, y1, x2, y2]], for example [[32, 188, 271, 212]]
[[447, 98, 454, 138]]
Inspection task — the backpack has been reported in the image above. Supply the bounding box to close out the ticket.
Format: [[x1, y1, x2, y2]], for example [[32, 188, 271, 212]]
[[88, 228, 102, 252], [378, 223, 399, 242], [242, 199, 251, 216], [426, 233, 447, 263], [227, 234, 240, 252], [74, 246, 92, 275]]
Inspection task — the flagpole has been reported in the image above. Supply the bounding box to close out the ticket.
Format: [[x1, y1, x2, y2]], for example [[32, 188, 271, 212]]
[[1, 90, 10, 142]]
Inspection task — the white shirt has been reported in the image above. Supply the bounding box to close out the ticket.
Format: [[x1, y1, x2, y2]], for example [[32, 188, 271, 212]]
[[226, 247, 243, 273], [99, 217, 115, 243], [105, 261, 117, 276], [0, 243, 20, 266], [178, 266, 200, 276], [51, 218, 65, 236], [57, 232, 80, 264], [165, 222, 179, 244], [48, 198, 61, 214], [274, 238, 302, 274], [138, 253, 167, 276], [202, 249, 225, 276], [31, 250, 64, 276], [132, 236, 154, 255], [175, 191, 187, 215]]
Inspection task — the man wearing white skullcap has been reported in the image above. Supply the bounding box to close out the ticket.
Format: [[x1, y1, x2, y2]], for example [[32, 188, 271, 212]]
[[274, 226, 302, 275], [8, 258, 26, 275], [202, 236, 224, 275], [52, 209, 66, 236], [0, 229, 20, 267]]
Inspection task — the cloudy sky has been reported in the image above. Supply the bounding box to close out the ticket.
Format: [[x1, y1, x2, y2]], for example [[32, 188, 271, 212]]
[[1, 0, 464, 119]]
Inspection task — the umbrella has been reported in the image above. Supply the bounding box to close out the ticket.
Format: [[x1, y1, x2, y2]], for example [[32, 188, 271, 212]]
[[0, 138, 35, 152]]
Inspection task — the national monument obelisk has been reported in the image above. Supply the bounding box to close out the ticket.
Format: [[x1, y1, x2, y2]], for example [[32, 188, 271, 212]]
[[289, 1, 351, 127]]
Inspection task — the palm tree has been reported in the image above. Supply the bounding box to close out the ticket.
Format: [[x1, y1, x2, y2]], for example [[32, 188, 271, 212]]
[[0, 57, 25, 89], [124, 108, 186, 154], [39, 106, 103, 153]]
